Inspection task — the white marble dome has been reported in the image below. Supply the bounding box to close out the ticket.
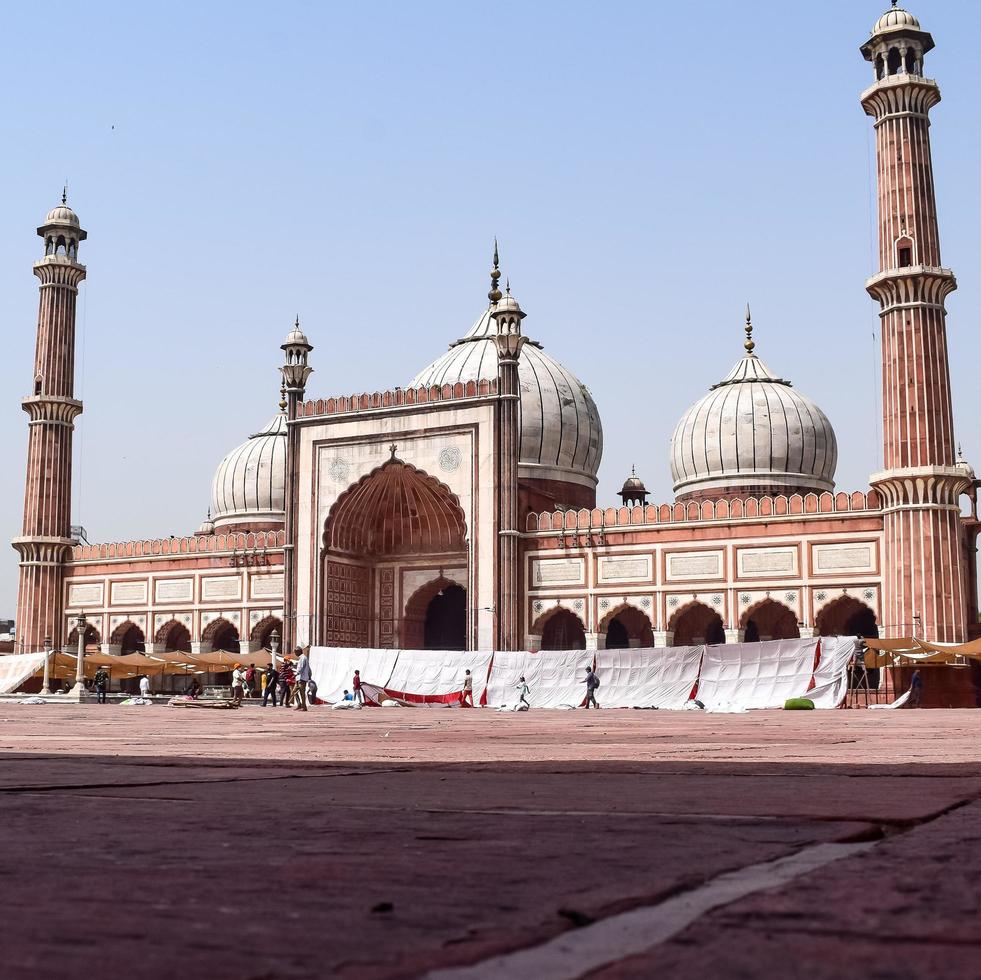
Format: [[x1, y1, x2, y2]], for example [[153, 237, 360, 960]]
[[670, 337, 837, 499], [872, 7, 921, 36], [211, 413, 286, 529], [410, 303, 603, 491]]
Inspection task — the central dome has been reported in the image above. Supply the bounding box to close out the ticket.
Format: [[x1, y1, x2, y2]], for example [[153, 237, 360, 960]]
[[210, 412, 286, 530], [410, 296, 603, 500], [670, 314, 837, 500]]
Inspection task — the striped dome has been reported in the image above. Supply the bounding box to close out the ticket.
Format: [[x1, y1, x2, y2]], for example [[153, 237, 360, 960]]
[[210, 413, 286, 529], [872, 7, 921, 36], [670, 346, 837, 499], [411, 306, 603, 490]]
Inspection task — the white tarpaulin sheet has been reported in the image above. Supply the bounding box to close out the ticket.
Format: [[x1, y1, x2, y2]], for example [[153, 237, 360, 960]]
[[0, 652, 46, 694], [595, 647, 703, 708], [384, 649, 493, 703], [484, 650, 593, 708], [808, 636, 859, 709], [308, 647, 399, 703], [696, 638, 820, 711], [869, 690, 912, 710]]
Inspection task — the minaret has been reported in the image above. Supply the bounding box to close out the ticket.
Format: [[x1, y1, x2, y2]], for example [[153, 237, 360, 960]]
[[862, 6, 973, 640], [490, 250, 526, 651], [12, 195, 87, 654]]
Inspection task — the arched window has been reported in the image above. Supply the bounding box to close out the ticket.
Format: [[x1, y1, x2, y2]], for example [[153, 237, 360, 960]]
[[33, 375, 43, 396], [887, 48, 902, 76], [875, 54, 885, 80], [897, 236, 914, 268], [904, 49, 917, 74]]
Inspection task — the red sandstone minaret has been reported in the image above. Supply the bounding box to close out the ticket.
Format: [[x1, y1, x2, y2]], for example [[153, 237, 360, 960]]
[[11, 196, 87, 654], [862, 6, 973, 640]]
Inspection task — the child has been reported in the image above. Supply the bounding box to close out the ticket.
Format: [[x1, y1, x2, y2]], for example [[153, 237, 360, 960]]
[[517, 675, 531, 709]]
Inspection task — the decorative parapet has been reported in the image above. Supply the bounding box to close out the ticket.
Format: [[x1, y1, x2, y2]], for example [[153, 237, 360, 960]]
[[524, 490, 882, 533], [70, 529, 286, 562], [299, 379, 497, 419]]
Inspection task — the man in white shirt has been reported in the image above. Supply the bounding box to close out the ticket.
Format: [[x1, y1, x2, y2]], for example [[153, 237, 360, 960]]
[[294, 648, 311, 712], [139, 675, 151, 699]]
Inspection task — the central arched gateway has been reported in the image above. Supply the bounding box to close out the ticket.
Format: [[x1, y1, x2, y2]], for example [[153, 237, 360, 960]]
[[320, 457, 469, 649]]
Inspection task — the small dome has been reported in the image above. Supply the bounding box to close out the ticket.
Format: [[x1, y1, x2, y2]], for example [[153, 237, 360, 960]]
[[284, 326, 310, 347], [43, 204, 80, 228], [211, 413, 286, 529], [619, 467, 647, 495], [411, 305, 602, 490], [670, 332, 837, 500], [872, 6, 921, 36], [196, 514, 216, 536]]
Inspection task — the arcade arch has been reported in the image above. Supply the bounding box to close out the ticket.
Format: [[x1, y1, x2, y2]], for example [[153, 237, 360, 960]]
[[670, 601, 725, 647]]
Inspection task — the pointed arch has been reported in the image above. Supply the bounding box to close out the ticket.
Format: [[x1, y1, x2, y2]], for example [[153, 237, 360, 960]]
[[110, 620, 145, 654], [154, 618, 191, 653], [250, 615, 283, 647], [741, 599, 800, 642], [598, 603, 653, 648], [669, 601, 725, 647], [323, 458, 468, 558], [201, 617, 240, 653], [815, 597, 879, 639], [66, 622, 101, 653]]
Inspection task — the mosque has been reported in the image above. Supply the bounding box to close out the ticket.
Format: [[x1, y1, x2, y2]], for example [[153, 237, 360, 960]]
[[11, 6, 981, 669]]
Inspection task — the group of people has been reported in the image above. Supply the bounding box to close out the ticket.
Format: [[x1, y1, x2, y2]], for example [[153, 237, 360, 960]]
[[456, 667, 601, 709], [234, 648, 315, 711]]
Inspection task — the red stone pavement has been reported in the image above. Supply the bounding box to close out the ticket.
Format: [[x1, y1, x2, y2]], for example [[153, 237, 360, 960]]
[[1, 704, 980, 979]]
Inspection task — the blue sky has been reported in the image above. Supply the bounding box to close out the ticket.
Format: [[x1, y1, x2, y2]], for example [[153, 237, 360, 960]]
[[2, 0, 980, 615]]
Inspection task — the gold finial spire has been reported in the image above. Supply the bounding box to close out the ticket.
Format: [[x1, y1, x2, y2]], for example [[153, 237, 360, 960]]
[[488, 239, 503, 304], [62, 183, 68, 206], [279, 380, 287, 412], [744, 303, 755, 354]]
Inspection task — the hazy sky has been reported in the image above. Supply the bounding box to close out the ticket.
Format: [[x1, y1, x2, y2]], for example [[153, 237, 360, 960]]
[[2, 0, 980, 616]]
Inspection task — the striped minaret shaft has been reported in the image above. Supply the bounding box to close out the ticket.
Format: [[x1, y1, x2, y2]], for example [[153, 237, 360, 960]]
[[12, 202, 87, 653], [861, 11, 971, 641]]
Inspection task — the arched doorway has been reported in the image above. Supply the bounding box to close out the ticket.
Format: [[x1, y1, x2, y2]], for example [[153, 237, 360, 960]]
[[250, 615, 283, 650], [601, 605, 654, 649], [203, 618, 240, 654], [66, 623, 101, 653], [743, 600, 800, 643], [815, 597, 879, 639], [424, 585, 467, 650], [111, 621, 146, 654], [671, 602, 725, 646], [322, 456, 469, 648], [155, 619, 191, 653], [541, 609, 586, 651]]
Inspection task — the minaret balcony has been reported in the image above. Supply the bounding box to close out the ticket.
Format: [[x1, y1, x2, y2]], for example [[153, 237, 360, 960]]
[[866, 265, 956, 310], [861, 74, 940, 120]]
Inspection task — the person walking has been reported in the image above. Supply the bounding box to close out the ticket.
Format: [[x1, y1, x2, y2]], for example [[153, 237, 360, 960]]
[[139, 674, 151, 699], [244, 663, 256, 699], [460, 669, 474, 708], [517, 675, 531, 709], [231, 664, 245, 704], [294, 647, 311, 712], [94, 667, 109, 704], [262, 662, 280, 707], [583, 667, 600, 709], [909, 669, 924, 708], [279, 656, 295, 707], [353, 669, 365, 705]]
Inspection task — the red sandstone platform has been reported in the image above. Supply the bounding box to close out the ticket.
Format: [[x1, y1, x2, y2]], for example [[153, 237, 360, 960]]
[[2, 706, 980, 979]]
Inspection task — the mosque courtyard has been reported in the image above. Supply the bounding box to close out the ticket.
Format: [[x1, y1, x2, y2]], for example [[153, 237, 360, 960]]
[[1, 706, 979, 979]]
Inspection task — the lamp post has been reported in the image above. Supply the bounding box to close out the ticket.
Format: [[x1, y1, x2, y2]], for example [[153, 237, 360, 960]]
[[269, 628, 280, 663], [41, 635, 52, 695], [73, 612, 87, 696]]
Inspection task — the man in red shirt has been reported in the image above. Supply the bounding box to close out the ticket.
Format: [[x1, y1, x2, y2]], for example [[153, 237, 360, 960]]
[[353, 669, 364, 705]]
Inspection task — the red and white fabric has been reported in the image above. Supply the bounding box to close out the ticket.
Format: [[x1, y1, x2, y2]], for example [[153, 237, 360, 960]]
[[595, 647, 703, 708], [696, 638, 819, 711], [308, 647, 399, 703], [383, 649, 493, 704], [484, 650, 593, 709], [808, 636, 858, 709]]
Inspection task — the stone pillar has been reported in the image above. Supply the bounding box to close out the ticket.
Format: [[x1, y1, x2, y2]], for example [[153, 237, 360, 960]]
[[584, 632, 603, 651], [491, 276, 526, 652], [12, 199, 86, 654], [652, 631, 674, 648], [724, 629, 745, 644]]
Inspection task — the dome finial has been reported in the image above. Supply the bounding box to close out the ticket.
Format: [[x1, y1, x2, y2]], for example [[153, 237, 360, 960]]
[[744, 303, 755, 355], [279, 380, 287, 413], [61, 183, 67, 206], [488, 239, 503, 305]]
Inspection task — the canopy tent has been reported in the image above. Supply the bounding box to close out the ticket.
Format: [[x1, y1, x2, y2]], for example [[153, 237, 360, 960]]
[[595, 646, 702, 709]]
